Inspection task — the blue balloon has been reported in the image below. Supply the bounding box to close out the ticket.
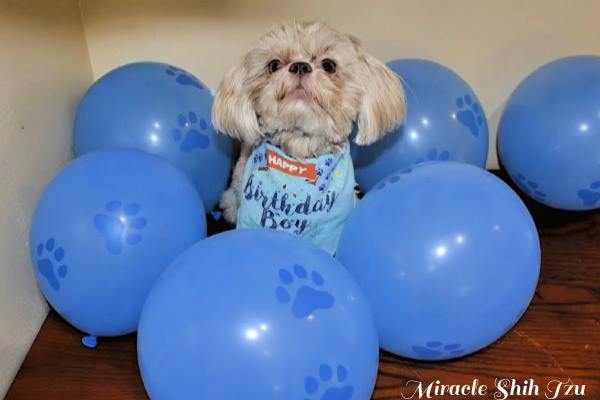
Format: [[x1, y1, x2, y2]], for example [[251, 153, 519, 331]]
[[498, 56, 600, 210], [352, 59, 489, 191], [74, 62, 232, 211], [337, 163, 540, 360], [29, 150, 206, 336], [138, 229, 378, 400]]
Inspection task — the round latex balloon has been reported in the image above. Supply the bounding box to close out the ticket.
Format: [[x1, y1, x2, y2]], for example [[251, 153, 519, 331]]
[[498, 56, 600, 210], [138, 229, 378, 400], [74, 62, 232, 211], [29, 149, 206, 336], [337, 162, 540, 360], [352, 59, 489, 192]]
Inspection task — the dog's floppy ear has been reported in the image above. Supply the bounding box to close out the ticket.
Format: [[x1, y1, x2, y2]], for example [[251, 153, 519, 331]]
[[212, 60, 262, 144], [352, 41, 405, 145]]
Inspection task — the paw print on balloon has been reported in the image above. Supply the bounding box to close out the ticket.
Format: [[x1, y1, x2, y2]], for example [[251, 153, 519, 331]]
[[165, 65, 204, 90], [414, 148, 450, 165], [275, 264, 334, 318], [412, 341, 466, 359], [455, 94, 484, 137], [304, 364, 354, 400], [94, 201, 147, 255], [172, 112, 211, 152], [577, 181, 600, 207], [374, 168, 413, 191], [36, 238, 68, 291], [512, 173, 547, 203]]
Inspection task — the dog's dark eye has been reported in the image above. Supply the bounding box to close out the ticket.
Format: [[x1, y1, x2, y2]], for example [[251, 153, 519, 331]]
[[268, 59, 281, 73], [321, 58, 336, 73]]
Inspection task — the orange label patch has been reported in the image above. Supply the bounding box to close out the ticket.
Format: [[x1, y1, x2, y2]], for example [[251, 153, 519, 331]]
[[266, 149, 318, 181]]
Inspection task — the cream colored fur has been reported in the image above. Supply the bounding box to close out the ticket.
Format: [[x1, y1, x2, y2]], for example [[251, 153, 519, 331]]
[[212, 20, 405, 223]]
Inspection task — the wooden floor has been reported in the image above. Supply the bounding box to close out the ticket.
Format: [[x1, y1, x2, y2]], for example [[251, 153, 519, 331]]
[[6, 171, 600, 399]]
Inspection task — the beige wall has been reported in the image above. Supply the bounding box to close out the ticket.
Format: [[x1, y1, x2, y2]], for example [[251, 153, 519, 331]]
[[0, 1, 93, 396], [0, 1, 598, 393], [78, 0, 600, 168]]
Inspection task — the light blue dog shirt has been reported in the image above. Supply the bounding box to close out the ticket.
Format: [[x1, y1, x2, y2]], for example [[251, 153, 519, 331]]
[[237, 141, 356, 254]]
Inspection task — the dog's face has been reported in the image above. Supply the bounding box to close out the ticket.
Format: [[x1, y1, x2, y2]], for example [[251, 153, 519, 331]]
[[213, 21, 405, 158]]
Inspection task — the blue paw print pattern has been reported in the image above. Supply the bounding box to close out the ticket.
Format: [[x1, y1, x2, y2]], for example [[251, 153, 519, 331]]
[[36, 238, 68, 291], [94, 201, 147, 255], [165, 65, 204, 90], [275, 264, 334, 318], [412, 341, 465, 359], [172, 112, 210, 152], [375, 168, 413, 191], [455, 94, 484, 137], [577, 180, 600, 207], [513, 173, 547, 202], [414, 148, 450, 165], [304, 364, 354, 400], [314, 157, 337, 192], [253, 152, 265, 165]]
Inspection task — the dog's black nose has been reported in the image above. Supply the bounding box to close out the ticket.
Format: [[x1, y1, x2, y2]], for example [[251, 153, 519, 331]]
[[289, 62, 312, 76]]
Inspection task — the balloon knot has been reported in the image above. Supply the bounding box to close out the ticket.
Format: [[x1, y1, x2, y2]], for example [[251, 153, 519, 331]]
[[81, 335, 98, 349]]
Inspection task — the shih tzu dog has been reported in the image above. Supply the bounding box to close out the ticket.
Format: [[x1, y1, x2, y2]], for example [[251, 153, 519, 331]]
[[212, 20, 405, 254]]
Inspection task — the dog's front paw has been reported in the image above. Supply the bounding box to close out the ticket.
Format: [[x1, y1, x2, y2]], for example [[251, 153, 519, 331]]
[[219, 188, 239, 224]]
